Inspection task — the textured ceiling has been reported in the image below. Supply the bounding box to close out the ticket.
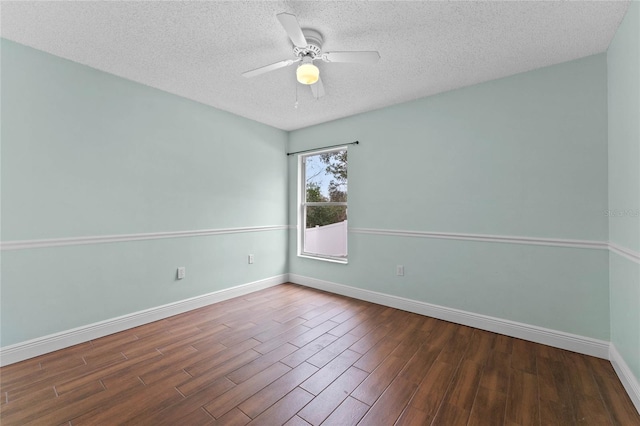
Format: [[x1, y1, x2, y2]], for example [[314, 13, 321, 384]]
[[0, 1, 630, 131]]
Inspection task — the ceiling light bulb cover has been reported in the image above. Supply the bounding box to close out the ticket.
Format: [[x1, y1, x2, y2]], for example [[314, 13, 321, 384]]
[[297, 63, 319, 85]]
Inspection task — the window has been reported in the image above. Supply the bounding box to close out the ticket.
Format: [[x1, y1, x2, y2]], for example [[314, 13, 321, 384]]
[[298, 147, 348, 262]]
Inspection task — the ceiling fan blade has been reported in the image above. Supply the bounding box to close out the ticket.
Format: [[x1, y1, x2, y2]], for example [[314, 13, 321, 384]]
[[310, 77, 325, 99], [242, 58, 300, 78], [276, 13, 307, 48], [322, 51, 380, 64]]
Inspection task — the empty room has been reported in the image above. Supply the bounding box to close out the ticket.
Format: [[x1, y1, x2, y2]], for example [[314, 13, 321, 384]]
[[1, 1, 639, 425]]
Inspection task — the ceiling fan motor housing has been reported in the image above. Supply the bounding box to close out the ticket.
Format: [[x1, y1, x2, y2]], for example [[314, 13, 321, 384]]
[[293, 29, 323, 59]]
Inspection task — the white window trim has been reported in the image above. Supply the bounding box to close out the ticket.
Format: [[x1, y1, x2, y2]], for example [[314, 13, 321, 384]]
[[297, 146, 348, 264]]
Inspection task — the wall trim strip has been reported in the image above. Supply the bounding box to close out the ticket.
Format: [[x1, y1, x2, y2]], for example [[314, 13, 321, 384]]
[[6, 226, 638, 266], [289, 273, 611, 359], [609, 242, 640, 264], [0, 274, 288, 366], [610, 344, 640, 414], [0, 225, 289, 251], [350, 227, 640, 265], [350, 227, 608, 250]]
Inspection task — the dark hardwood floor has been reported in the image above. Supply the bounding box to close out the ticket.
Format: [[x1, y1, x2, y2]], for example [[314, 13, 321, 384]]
[[1, 283, 638, 425]]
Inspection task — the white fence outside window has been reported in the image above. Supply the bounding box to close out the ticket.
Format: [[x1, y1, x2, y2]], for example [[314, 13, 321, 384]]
[[304, 220, 347, 257]]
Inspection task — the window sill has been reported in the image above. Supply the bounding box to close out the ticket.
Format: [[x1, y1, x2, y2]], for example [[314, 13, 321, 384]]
[[298, 254, 348, 265]]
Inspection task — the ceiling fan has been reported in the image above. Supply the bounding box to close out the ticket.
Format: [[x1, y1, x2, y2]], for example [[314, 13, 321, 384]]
[[242, 13, 380, 99]]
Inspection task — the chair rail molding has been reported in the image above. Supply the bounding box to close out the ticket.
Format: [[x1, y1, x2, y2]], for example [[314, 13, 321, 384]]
[[0, 225, 289, 251]]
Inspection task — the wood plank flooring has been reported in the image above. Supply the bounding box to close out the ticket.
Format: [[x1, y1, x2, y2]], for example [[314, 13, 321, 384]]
[[1, 283, 638, 425]]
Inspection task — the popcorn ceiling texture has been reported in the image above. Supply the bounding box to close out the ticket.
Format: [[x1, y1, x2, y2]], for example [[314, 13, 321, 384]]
[[0, 1, 630, 131]]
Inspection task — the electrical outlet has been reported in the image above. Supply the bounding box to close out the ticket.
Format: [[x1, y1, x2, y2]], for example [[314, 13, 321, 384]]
[[396, 265, 404, 276], [248, 254, 254, 264], [177, 266, 186, 280]]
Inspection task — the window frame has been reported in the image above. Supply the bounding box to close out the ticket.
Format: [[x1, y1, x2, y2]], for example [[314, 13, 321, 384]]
[[297, 146, 348, 264]]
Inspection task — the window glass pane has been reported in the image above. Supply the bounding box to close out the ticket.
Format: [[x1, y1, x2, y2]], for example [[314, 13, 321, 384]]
[[304, 206, 347, 257], [305, 150, 347, 203], [306, 205, 347, 229]]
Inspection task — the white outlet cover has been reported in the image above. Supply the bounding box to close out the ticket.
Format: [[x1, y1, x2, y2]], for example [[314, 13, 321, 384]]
[[177, 266, 186, 279]]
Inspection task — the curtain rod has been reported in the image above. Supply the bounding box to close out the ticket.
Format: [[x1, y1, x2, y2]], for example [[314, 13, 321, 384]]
[[286, 141, 359, 156]]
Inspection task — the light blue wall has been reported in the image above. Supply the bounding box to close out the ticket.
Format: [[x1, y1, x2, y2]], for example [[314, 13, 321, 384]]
[[288, 54, 610, 340], [0, 40, 288, 346], [0, 28, 627, 361], [608, 1, 640, 382]]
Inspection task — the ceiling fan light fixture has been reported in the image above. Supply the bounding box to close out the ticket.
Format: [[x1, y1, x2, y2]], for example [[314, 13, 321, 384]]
[[241, 12, 380, 99], [296, 62, 319, 85]]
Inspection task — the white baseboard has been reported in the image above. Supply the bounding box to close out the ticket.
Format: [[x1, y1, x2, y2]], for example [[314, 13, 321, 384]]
[[610, 344, 640, 414], [0, 274, 288, 367], [289, 274, 610, 359], [3, 272, 637, 415]]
